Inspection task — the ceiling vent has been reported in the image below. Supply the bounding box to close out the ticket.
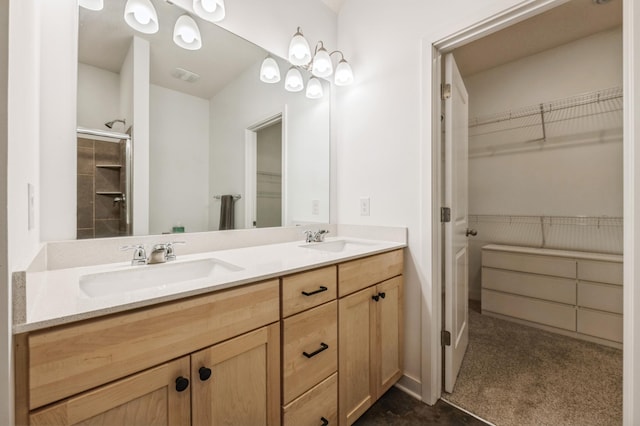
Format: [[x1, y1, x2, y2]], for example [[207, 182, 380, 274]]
[[171, 67, 201, 83]]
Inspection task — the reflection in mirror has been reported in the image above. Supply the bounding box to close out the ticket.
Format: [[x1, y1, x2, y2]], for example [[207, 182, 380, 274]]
[[76, 0, 330, 239]]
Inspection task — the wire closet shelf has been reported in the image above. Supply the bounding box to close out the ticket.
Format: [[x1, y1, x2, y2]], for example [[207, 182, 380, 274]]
[[468, 214, 623, 254], [468, 87, 623, 157]]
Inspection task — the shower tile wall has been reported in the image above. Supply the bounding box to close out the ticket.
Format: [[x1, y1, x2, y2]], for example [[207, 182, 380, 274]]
[[77, 137, 125, 239]]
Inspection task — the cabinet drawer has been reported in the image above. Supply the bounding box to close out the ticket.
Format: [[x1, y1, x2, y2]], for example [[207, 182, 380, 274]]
[[282, 266, 337, 318], [577, 308, 623, 343], [578, 282, 623, 314], [578, 260, 623, 286], [482, 250, 576, 279], [27, 280, 280, 410], [338, 249, 403, 297], [482, 289, 576, 331], [283, 373, 337, 426], [482, 267, 575, 304], [283, 301, 337, 404]]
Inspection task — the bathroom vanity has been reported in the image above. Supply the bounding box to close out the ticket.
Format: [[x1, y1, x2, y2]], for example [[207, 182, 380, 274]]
[[13, 232, 405, 426]]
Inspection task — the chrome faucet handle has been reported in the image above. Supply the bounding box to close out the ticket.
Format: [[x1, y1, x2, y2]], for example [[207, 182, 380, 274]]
[[120, 244, 147, 266], [315, 230, 330, 242], [304, 230, 315, 243], [165, 241, 186, 261]]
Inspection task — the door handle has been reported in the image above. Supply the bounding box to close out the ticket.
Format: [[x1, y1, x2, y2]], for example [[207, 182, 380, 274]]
[[466, 228, 478, 237]]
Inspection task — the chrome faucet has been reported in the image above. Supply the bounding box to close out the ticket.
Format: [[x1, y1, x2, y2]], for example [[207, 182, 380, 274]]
[[120, 244, 147, 266], [304, 229, 330, 243], [147, 241, 187, 264]]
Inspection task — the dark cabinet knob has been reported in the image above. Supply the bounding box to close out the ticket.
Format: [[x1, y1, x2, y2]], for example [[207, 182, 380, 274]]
[[321, 417, 329, 425], [175, 376, 189, 392], [372, 294, 380, 302], [379, 292, 386, 299], [199, 366, 212, 381]]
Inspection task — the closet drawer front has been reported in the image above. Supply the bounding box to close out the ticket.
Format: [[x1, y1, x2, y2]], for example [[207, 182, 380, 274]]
[[282, 266, 337, 318], [27, 280, 280, 410], [482, 250, 576, 279], [578, 308, 623, 343], [283, 373, 338, 426], [578, 260, 623, 286], [578, 282, 623, 314], [482, 289, 576, 331], [482, 267, 575, 304], [338, 249, 403, 297], [283, 301, 337, 404]]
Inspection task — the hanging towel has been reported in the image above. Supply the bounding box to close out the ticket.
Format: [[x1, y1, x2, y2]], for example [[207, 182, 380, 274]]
[[219, 195, 235, 230]]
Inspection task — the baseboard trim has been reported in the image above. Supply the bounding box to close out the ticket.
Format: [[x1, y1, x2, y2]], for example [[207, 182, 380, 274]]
[[440, 397, 496, 426], [394, 374, 422, 400]]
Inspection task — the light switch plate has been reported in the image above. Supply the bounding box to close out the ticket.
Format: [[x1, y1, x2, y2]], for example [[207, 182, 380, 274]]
[[312, 200, 320, 215]]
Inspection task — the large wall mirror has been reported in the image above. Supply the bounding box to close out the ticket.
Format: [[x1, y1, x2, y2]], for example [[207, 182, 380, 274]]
[[76, 0, 330, 239]]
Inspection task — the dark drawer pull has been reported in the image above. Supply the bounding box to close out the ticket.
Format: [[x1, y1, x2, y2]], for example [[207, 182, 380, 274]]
[[302, 286, 328, 296], [321, 417, 329, 426], [303, 342, 329, 358]]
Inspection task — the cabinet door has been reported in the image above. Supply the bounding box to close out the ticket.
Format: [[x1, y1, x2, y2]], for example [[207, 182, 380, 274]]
[[191, 323, 280, 426], [29, 357, 190, 426], [375, 276, 404, 398], [338, 286, 376, 426]]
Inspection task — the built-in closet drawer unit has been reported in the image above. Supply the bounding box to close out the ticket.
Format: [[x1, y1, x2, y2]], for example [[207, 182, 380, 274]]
[[481, 289, 576, 331], [482, 249, 576, 279], [482, 268, 575, 305], [577, 258, 623, 343], [482, 245, 624, 348]]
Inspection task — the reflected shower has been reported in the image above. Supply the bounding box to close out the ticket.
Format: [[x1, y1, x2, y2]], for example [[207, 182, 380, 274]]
[[104, 118, 126, 129]]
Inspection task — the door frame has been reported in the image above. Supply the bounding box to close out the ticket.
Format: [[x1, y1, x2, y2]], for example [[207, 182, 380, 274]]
[[244, 110, 287, 228], [425, 2, 639, 423]]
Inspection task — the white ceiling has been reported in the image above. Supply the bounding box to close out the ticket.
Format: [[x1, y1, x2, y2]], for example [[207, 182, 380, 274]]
[[320, 0, 346, 14], [453, 0, 622, 77], [78, 0, 267, 99]]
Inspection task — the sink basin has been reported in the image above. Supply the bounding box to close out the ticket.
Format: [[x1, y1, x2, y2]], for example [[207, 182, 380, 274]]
[[79, 258, 243, 298], [300, 239, 377, 253]]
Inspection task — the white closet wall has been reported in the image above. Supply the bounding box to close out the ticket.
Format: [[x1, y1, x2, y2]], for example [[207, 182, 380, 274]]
[[465, 27, 623, 300]]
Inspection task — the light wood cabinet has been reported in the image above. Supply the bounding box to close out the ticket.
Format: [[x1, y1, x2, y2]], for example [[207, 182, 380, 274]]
[[338, 261, 404, 426], [191, 324, 280, 426], [29, 357, 191, 426]]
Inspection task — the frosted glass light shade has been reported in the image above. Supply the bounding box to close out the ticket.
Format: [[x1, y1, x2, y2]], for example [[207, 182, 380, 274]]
[[284, 67, 304, 92], [79, 0, 103, 11], [260, 57, 281, 83], [124, 0, 159, 34], [334, 59, 354, 86], [173, 15, 202, 50], [193, 0, 225, 22], [306, 77, 323, 99], [312, 47, 333, 78], [288, 30, 311, 66]]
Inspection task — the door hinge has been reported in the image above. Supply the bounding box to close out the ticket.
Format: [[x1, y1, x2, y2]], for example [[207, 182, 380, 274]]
[[441, 207, 451, 223], [441, 330, 451, 346], [441, 83, 451, 100]]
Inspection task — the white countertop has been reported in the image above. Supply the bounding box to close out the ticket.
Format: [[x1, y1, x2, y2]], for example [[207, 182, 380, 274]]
[[14, 237, 405, 334]]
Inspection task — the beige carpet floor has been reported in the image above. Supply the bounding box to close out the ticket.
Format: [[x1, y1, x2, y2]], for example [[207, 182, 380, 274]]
[[443, 307, 622, 426]]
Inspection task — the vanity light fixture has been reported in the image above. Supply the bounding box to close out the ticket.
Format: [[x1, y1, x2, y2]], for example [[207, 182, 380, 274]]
[[288, 28, 312, 66], [306, 77, 323, 99], [311, 42, 333, 78], [284, 67, 304, 92], [193, 0, 226, 22], [124, 0, 159, 34], [260, 56, 281, 83], [173, 14, 202, 50], [334, 55, 354, 86], [79, 0, 104, 11]]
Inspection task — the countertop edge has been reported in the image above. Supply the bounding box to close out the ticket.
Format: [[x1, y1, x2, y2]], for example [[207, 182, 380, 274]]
[[13, 242, 406, 334]]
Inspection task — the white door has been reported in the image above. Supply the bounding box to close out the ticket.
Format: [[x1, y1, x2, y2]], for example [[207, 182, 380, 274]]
[[443, 53, 471, 393]]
